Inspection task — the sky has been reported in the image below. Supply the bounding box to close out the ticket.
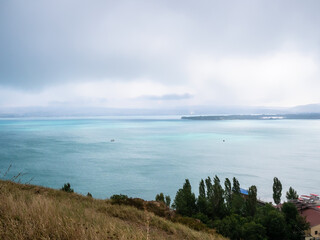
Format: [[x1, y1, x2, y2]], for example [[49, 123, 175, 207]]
[[0, 0, 320, 110]]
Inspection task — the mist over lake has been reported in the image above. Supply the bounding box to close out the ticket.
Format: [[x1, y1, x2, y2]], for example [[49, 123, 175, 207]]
[[1, 117, 319, 202]]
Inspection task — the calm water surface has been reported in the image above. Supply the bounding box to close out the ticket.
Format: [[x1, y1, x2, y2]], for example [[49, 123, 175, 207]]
[[0, 117, 319, 202]]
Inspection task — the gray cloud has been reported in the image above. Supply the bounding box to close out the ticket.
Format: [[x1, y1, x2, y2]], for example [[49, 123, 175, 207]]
[[0, 0, 320, 90]]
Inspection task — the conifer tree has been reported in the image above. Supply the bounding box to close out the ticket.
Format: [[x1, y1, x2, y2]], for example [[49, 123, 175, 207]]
[[231, 177, 244, 215], [197, 179, 207, 214], [212, 175, 225, 218], [246, 185, 257, 216], [286, 187, 298, 201], [205, 176, 213, 199], [165, 195, 171, 207], [205, 176, 214, 216], [173, 179, 197, 216], [155, 193, 165, 202], [232, 177, 241, 195], [199, 179, 206, 198], [224, 178, 232, 212], [273, 177, 282, 205]]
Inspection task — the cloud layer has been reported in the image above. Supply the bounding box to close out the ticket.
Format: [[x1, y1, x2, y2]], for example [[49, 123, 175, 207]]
[[0, 0, 319, 108]]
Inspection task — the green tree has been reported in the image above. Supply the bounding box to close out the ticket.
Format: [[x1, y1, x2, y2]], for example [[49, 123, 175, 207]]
[[215, 214, 246, 240], [197, 179, 207, 214], [231, 193, 245, 216], [273, 177, 282, 205], [155, 193, 165, 202], [286, 187, 298, 201], [205, 176, 213, 199], [231, 177, 244, 215], [212, 175, 225, 218], [282, 202, 299, 222], [246, 185, 257, 217], [242, 221, 266, 240], [256, 204, 286, 240], [232, 177, 241, 195], [282, 202, 309, 240], [173, 179, 197, 217], [205, 176, 214, 216], [165, 195, 171, 207], [224, 178, 232, 213]]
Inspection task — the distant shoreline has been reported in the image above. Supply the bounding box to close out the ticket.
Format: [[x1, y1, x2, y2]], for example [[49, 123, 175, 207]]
[[181, 113, 320, 120]]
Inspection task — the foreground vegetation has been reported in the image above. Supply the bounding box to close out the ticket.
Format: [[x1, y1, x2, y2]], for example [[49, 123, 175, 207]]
[[0, 180, 226, 240], [169, 176, 309, 240], [0, 165, 309, 240]]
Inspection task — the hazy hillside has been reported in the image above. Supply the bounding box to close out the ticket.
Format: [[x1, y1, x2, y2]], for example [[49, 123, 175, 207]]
[[0, 180, 226, 240], [1, 103, 320, 118]]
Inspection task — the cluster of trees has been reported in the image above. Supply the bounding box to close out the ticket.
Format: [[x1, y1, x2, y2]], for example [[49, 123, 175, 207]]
[[169, 176, 308, 240], [155, 192, 171, 207]]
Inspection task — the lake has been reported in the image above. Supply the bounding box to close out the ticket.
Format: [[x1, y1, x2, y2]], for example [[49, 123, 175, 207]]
[[0, 117, 319, 202]]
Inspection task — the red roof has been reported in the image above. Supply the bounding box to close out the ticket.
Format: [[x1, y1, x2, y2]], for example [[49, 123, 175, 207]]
[[301, 208, 320, 227], [301, 195, 311, 198]]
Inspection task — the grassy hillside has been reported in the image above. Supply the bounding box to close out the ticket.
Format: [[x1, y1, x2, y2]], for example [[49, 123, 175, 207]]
[[0, 180, 227, 240]]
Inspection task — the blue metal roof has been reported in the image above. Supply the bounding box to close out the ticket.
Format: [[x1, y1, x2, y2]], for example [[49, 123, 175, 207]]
[[240, 188, 248, 195]]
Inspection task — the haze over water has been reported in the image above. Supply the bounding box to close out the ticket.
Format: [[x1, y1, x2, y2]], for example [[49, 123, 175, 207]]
[[1, 117, 319, 202]]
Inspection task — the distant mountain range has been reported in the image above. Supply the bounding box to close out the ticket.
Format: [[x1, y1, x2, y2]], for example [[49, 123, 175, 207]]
[[1, 104, 320, 118], [182, 113, 320, 120]]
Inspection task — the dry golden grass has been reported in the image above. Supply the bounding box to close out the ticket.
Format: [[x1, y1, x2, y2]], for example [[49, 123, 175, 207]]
[[0, 180, 227, 240]]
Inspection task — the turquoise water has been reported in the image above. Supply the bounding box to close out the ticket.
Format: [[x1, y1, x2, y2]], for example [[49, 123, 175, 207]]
[[1, 117, 320, 202]]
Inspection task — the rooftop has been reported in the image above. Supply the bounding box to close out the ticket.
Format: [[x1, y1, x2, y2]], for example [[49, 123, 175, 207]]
[[301, 208, 320, 227], [240, 188, 248, 195]]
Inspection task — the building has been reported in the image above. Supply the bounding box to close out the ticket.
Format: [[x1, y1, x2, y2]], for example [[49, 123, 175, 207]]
[[240, 188, 248, 195], [291, 194, 320, 240], [301, 208, 320, 240]]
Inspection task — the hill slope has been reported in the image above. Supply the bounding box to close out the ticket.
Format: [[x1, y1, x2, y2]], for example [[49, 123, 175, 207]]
[[0, 180, 226, 240]]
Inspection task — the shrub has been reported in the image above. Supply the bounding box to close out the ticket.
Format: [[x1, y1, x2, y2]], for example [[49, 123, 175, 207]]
[[192, 212, 210, 225], [110, 194, 129, 204], [110, 195, 144, 210], [61, 183, 74, 193], [127, 198, 144, 210], [146, 201, 167, 217]]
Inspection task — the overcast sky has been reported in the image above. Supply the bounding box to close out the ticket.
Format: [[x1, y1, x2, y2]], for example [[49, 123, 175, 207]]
[[0, 0, 319, 109]]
